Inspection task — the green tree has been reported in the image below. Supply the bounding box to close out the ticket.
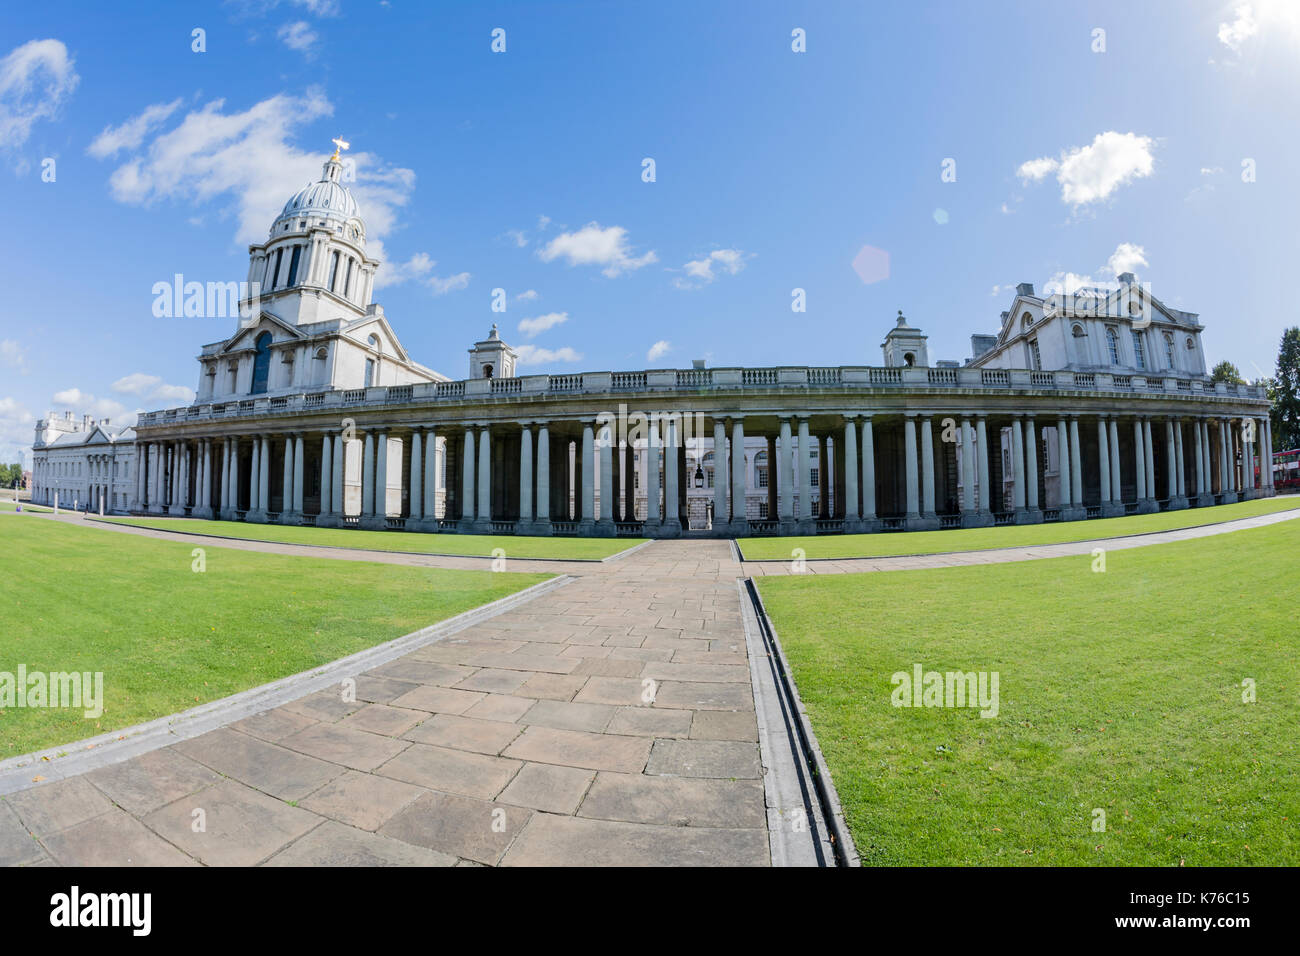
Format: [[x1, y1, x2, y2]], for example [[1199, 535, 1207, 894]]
[[1210, 360, 1245, 385], [1272, 327, 1300, 452]]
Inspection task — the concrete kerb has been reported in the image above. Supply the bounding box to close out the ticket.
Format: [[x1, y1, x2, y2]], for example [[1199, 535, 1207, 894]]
[[733, 503, 1300, 564], [0, 574, 575, 797], [77, 515, 647, 564], [743, 578, 860, 868], [737, 578, 826, 867]]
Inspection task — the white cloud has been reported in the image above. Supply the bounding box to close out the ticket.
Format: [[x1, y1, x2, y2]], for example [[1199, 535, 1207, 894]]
[[1016, 156, 1059, 182], [517, 312, 568, 338], [1104, 242, 1148, 277], [675, 248, 750, 289], [1200, 166, 1224, 175], [428, 272, 470, 296], [515, 289, 539, 302], [372, 252, 433, 290], [1041, 272, 1096, 296], [1017, 132, 1156, 206], [1218, 5, 1258, 51], [87, 99, 182, 159], [109, 373, 196, 405], [514, 344, 582, 365], [51, 389, 129, 420], [277, 21, 319, 56], [537, 222, 657, 278], [506, 229, 528, 248], [1, 339, 27, 373], [0, 39, 79, 147], [647, 340, 671, 362]]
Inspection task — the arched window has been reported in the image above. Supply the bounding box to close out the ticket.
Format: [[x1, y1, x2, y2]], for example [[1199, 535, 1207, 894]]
[[903, 352, 915, 366], [1163, 333, 1175, 369], [1022, 311, 1033, 330], [250, 332, 272, 393], [483, 363, 494, 379], [1105, 327, 1120, 364]]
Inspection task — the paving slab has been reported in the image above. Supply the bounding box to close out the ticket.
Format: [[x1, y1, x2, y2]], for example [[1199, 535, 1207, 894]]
[[264, 819, 457, 867], [500, 814, 768, 867], [379, 791, 531, 865]]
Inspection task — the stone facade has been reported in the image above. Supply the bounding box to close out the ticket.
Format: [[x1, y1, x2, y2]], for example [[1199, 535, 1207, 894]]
[[30, 148, 1278, 535]]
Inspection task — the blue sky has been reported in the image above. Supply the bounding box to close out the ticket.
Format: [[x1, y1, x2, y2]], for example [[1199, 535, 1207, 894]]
[[2, 0, 1297, 466]]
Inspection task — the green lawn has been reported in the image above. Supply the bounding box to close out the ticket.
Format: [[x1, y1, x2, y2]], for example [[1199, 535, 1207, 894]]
[[740, 495, 1300, 560], [0, 518, 550, 758], [92, 515, 644, 561], [757, 519, 1300, 865], [0, 501, 51, 513]]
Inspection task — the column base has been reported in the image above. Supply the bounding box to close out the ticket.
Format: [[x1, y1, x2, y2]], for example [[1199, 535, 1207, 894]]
[[1164, 496, 1188, 512], [655, 520, 681, 538], [1022, 508, 1044, 524], [594, 520, 616, 538], [908, 514, 940, 531], [1137, 499, 1160, 514], [316, 514, 341, 529], [1219, 491, 1238, 504], [193, 507, 215, 520], [1012, 508, 1030, 524], [1195, 493, 1215, 508], [360, 515, 388, 531], [1060, 506, 1087, 522], [1098, 501, 1124, 517], [794, 519, 818, 535], [281, 511, 302, 525], [728, 519, 750, 536], [246, 509, 268, 524]]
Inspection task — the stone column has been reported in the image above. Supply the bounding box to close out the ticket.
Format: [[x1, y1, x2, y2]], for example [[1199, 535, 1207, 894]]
[[979, 416, 995, 520], [647, 418, 661, 528], [518, 425, 533, 531], [1133, 419, 1147, 505], [247, 437, 261, 516], [230, 438, 241, 514], [1097, 419, 1112, 508], [920, 417, 936, 526], [535, 425, 550, 528], [1264, 417, 1275, 491], [424, 428, 439, 523], [861, 416, 876, 525], [319, 433, 333, 523], [218, 440, 229, 514], [580, 423, 595, 530], [1164, 420, 1177, 502], [477, 426, 492, 527], [259, 437, 271, 518], [1055, 419, 1069, 513], [597, 419, 613, 535], [713, 419, 728, 528], [1011, 417, 1027, 520], [766, 435, 778, 525], [460, 428, 475, 524], [731, 417, 747, 531], [623, 439, 635, 522], [663, 417, 680, 533], [797, 417, 812, 528], [292, 433, 304, 517], [816, 435, 829, 519], [844, 417, 859, 527], [409, 430, 423, 522], [778, 417, 794, 525], [1193, 418, 1205, 501], [332, 431, 345, 518], [1024, 417, 1041, 521], [961, 418, 976, 519], [281, 435, 294, 516], [904, 414, 921, 525], [1143, 419, 1156, 510], [1068, 418, 1083, 514], [375, 431, 391, 521], [1107, 419, 1121, 508], [363, 431, 377, 518]]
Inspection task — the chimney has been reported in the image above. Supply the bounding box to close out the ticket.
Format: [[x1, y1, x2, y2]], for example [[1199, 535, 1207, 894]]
[[692, 359, 706, 369], [1015, 282, 1035, 297], [1118, 272, 1136, 285]]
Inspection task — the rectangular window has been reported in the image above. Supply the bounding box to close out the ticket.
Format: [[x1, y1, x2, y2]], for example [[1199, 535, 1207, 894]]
[[759, 501, 769, 519], [758, 470, 768, 488], [706, 470, 713, 488], [810, 467, 819, 486], [271, 249, 284, 289], [1029, 338, 1042, 371], [286, 246, 301, 287], [364, 358, 375, 388], [1131, 330, 1146, 370]]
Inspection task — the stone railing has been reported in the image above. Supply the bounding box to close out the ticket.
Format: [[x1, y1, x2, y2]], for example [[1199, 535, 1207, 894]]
[[135, 366, 1267, 427]]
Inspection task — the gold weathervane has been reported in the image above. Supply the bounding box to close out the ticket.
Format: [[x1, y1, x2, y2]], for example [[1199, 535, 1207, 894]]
[[330, 136, 351, 161]]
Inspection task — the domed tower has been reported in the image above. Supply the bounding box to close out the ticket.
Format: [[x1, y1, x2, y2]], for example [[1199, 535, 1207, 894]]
[[243, 139, 380, 326]]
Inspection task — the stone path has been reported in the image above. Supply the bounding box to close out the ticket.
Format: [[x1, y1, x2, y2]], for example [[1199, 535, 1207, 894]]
[[4, 505, 1294, 866], [1, 540, 774, 867]]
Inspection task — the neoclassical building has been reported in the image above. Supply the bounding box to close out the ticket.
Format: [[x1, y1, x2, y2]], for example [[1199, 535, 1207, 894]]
[[34, 147, 1277, 535]]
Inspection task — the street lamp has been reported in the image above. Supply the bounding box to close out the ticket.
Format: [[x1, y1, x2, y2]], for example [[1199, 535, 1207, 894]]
[[694, 462, 705, 488]]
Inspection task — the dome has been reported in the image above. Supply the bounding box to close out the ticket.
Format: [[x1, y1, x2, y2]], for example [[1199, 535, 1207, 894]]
[[271, 153, 364, 239]]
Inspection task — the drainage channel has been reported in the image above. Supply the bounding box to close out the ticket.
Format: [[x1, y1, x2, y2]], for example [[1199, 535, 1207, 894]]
[[743, 577, 859, 867]]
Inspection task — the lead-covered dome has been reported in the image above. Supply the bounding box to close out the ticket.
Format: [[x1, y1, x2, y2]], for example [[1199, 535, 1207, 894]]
[[271, 152, 364, 241]]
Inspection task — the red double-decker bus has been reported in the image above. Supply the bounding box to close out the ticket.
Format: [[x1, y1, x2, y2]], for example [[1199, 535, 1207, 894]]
[[1273, 448, 1300, 493]]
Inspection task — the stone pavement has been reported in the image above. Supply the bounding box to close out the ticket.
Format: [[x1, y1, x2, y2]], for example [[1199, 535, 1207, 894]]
[[1, 540, 773, 867]]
